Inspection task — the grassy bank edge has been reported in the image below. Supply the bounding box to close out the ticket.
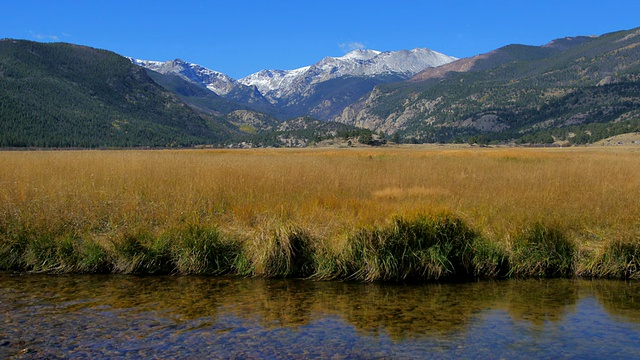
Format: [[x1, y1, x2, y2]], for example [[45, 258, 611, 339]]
[[1, 214, 638, 281]]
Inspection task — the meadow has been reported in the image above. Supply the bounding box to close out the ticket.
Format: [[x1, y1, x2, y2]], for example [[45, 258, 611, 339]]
[[1, 145, 639, 280]]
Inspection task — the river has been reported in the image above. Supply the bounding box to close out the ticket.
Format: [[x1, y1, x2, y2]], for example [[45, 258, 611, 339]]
[[1, 274, 639, 358]]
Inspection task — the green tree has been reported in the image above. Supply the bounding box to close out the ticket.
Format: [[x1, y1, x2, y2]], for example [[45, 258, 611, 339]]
[[358, 132, 373, 145]]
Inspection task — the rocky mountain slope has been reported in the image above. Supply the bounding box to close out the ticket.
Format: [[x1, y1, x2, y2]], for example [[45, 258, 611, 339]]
[[238, 48, 457, 119], [130, 59, 284, 118], [335, 28, 640, 144], [133, 48, 457, 120], [239, 48, 456, 98]]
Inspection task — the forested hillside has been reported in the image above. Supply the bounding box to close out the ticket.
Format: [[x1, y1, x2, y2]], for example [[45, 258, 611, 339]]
[[0, 40, 233, 147]]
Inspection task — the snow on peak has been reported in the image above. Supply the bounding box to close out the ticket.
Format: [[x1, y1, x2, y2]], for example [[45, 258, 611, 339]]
[[130, 47, 457, 105], [129, 58, 164, 69], [238, 47, 457, 101], [129, 58, 238, 96], [238, 66, 311, 101], [340, 49, 382, 61]]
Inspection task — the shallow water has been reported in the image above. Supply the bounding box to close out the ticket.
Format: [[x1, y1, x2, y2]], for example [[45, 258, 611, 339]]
[[1, 274, 639, 359]]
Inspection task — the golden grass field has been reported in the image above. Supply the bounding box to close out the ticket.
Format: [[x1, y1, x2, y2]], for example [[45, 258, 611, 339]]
[[1, 145, 639, 278]]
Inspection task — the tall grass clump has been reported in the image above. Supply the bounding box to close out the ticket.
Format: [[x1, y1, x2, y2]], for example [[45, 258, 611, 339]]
[[40, 235, 111, 273], [579, 238, 640, 279], [508, 223, 575, 277], [74, 239, 110, 273], [469, 236, 509, 278], [0, 232, 27, 271], [236, 225, 316, 278], [0, 228, 110, 273], [166, 225, 239, 275], [0, 226, 70, 272], [5, 233, 60, 272], [22, 234, 61, 272], [338, 215, 479, 281], [111, 230, 163, 274]]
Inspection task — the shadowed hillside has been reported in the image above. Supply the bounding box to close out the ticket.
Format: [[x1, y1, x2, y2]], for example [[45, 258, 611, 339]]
[[0, 40, 234, 147]]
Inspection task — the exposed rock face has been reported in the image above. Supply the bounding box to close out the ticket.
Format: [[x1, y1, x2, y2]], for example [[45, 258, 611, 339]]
[[130, 58, 281, 118], [132, 48, 457, 121], [335, 28, 640, 140], [238, 48, 457, 120], [130, 58, 239, 95]]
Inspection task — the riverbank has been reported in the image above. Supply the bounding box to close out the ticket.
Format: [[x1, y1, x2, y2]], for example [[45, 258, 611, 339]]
[[1, 147, 639, 280], [1, 215, 638, 280]]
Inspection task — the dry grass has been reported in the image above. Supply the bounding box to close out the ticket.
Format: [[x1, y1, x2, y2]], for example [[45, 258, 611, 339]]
[[1, 146, 639, 278]]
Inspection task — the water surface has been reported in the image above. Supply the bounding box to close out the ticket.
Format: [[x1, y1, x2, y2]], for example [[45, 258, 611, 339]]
[[1, 274, 639, 358]]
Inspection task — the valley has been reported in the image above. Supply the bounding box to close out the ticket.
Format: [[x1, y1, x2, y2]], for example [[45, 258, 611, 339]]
[[2, 26, 639, 148]]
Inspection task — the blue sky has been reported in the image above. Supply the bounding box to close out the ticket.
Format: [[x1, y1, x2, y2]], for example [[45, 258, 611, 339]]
[[2, 0, 639, 79]]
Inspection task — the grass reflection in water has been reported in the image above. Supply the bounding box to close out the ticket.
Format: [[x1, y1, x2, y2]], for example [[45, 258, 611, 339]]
[[1, 275, 640, 358]]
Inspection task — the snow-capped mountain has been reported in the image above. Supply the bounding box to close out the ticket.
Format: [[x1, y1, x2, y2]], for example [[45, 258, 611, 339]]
[[129, 58, 238, 96], [238, 48, 457, 104], [131, 58, 284, 118], [237, 66, 311, 103], [130, 47, 457, 120]]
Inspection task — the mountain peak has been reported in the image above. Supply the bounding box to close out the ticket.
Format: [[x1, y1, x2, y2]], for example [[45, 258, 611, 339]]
[[543, 36, 595, 50], [133, 47, 457, 121], [130, 58, 239, 95], [172, 58, 188, 65], [340, 49, 382, 61], [239, 47, 457, 98]]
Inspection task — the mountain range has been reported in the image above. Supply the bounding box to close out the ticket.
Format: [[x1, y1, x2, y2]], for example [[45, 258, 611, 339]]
[[130, 58, 283, 118], [132, 48, 456, 120], [1, 26, 639, 147], [335, 29, 640, 144]]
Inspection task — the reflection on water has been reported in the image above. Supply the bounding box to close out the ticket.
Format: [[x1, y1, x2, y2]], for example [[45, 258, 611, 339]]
[[1, 274, 639, 358]]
